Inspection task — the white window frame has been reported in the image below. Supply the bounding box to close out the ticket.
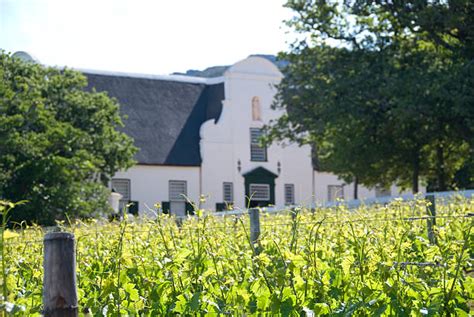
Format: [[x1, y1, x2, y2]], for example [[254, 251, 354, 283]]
[[223, 182, 233, 203], [249, 183, 270, 201], [284, 184, 295, 205], [169, 180, 187, 202]]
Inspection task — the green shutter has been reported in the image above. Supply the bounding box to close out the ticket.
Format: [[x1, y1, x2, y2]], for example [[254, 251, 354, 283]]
[[185, 202, 195, 215], [216, 203, 226, 211], [128, 201, 139, 215], [162, 201, 170, 214]]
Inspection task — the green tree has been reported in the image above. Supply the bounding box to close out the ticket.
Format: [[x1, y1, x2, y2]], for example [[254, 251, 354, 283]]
[[368, 0, 474, 59], [265, 0, 473, 194], [0, 52, 137, 225], [392, 45, 473, 191], [283, 0, 474, 57], [264, 46, 396, 198]]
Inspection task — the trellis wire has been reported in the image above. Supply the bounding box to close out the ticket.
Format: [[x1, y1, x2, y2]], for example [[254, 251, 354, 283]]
[[3, 212, 471, 245]]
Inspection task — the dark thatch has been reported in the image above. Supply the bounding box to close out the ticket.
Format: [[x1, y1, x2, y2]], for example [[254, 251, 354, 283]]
[[85, 73, 224, 166]]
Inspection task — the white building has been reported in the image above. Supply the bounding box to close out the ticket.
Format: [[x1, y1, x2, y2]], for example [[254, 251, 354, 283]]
[[83, 56, 407, 216]]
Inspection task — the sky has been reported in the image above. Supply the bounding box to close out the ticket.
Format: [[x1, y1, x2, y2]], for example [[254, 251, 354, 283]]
[[1, 0, 295, 75]]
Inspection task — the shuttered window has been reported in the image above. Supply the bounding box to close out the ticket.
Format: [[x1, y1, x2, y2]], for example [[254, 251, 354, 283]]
[[328, 185, 344, 202], [284, 184, 295, 205], [249, 184, 270, 201], [112, 179, 130, 201], [223, 182, 233, 203], [250, 128, 267, 161], [169, 180, 187, 201]]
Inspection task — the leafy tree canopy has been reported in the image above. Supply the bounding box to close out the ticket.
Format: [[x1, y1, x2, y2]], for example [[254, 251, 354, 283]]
[[0, 52, 137, 225], [265, 0, 473, 195], [284, 0, 473, 57]]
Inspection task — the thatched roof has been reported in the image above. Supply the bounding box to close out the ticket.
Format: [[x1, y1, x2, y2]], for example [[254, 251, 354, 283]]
[[85, 71, 224, 166]]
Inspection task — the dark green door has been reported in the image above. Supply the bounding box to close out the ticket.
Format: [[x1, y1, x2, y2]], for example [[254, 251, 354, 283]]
[[243, 167, 278, 208]]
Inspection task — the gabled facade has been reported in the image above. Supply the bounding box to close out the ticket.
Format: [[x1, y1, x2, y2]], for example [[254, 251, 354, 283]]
[[199, 57, 314, 211], [83, 56, 413, 216]]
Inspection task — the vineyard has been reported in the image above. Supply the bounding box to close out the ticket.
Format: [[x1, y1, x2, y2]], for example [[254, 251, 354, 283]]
[[1, 197, 473, 316]]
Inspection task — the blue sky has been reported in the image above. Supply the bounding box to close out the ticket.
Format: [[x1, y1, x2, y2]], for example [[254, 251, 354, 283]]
[[1, 0, 294, 74]]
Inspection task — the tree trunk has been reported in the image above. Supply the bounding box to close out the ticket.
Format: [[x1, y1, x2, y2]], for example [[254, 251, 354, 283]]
[[436, 143, 447, 191], [353, 176, 359, 200], [412, 151, 420, 194]]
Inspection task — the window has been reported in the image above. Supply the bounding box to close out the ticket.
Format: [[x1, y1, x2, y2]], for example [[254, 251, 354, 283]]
[[223, 182, 233, 203], [328, 185, 344, 202], [284, 184, 295, 205], [169, 180, 187, 201], [112, 179, 130, 201], [250, 128, 267, 161], [375, 185, 391, 198], [112, 178, 130, 211], [249, 184, 270, 201]]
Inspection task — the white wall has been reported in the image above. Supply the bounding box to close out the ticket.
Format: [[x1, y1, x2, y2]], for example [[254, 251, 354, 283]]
[[314, 171, 425, 204], [113, 165, 200, 216]]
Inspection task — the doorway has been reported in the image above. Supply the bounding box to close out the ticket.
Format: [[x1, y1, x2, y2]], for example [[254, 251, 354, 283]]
[[243, 167, 277, 208]]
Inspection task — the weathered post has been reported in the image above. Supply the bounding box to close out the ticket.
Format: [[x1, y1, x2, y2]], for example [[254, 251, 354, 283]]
[[249, 208, 261, 253], [426, 194, 437, 244], [43, 232, 78, 317]]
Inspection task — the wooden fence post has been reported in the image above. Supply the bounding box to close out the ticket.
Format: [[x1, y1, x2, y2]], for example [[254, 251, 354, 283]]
[[426, 194, 437, 244], [43, 232, 78, 317], [249, 208, 261, 253]]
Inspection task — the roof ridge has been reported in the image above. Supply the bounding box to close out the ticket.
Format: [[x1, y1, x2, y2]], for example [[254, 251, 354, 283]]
[[77, 68, 225, 85]]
